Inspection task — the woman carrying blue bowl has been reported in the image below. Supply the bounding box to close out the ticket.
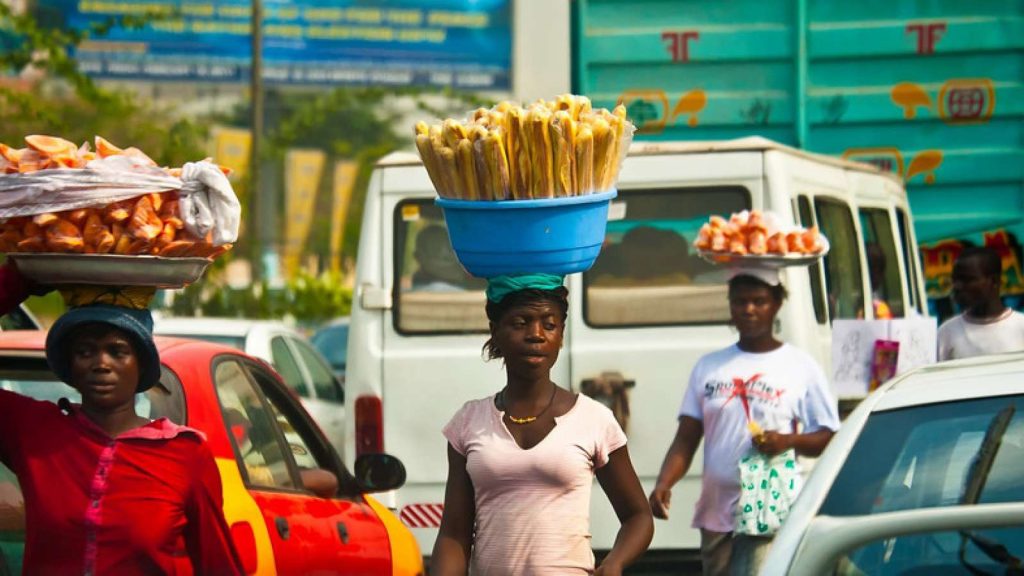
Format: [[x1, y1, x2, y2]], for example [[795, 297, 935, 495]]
[[431, 274, 654, 576]]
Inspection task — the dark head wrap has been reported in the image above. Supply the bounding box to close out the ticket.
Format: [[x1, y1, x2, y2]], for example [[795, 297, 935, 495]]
[[45, 304, 160, 393]]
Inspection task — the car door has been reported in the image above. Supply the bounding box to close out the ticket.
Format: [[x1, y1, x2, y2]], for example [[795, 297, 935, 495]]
[[212, 358, 390, 575], [286, 336, 346, 458]]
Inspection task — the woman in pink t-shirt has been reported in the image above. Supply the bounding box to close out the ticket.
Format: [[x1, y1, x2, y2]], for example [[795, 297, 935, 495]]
[[432, 275, 653, 576]]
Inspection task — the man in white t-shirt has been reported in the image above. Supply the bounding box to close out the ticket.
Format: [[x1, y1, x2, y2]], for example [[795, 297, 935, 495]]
[[938, 246, 1024, 361], [649, 271, 840, 576]]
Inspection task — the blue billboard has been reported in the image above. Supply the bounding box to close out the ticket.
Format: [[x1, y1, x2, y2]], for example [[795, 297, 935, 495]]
[[39, 0, 511, 88]]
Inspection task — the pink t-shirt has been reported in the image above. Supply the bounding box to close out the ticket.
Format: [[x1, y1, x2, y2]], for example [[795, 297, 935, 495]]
[[443, 393, 627, 575]]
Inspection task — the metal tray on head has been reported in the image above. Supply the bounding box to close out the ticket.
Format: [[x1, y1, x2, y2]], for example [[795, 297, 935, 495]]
[[697, 236, 830, 268], [8, 253, 211, 288]]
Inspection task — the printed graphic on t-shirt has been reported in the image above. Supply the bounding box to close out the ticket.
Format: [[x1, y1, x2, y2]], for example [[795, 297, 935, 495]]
[[704, 373, 786, 412]]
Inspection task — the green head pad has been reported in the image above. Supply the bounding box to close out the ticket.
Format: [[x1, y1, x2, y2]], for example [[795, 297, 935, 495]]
[[485, 273, 565, 303]]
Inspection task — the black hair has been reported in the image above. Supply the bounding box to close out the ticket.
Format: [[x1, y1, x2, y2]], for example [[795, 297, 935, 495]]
[[482, 287, 569, 360], [728, 274, 787, 303], [957, 246, 1002, 279]]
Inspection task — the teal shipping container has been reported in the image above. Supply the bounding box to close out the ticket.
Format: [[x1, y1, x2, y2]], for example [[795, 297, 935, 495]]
[[573, 0, 1024, 313]]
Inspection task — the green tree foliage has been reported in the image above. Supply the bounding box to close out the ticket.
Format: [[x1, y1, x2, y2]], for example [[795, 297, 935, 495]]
[[166, 271, 352, 327], [224, 86, 492, 268]]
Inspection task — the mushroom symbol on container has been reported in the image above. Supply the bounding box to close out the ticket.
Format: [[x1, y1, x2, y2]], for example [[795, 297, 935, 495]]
[[891, 78, 996, 124]]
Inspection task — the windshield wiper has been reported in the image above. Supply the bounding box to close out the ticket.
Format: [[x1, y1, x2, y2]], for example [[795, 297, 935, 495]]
[[958, 404, 1018, 576]]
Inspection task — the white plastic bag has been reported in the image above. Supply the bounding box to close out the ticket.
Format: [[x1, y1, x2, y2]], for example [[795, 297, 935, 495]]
[[179, 161, 241, 246], [734, 448, 803, 536]]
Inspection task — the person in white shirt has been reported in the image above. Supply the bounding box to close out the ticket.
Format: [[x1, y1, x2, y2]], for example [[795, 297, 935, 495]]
[[648, 270, 840, 576], [938, 246, 1024, 361]]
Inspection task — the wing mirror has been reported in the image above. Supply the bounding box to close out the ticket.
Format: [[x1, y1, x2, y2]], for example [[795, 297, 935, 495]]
[[354, 453, 407, 493]]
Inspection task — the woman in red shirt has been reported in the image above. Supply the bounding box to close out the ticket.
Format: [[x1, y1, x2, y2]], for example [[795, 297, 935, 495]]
[[0, 302, 244, 575]]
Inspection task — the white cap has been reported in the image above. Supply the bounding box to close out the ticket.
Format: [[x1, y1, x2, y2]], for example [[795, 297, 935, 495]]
[[727, 265, 781, 286]]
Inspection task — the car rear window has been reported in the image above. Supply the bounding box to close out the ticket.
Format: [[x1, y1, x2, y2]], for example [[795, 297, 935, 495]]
[[820, 394, 1024, 517]]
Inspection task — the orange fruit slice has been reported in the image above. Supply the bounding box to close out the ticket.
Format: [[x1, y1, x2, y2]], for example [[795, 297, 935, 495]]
[[95, 136, 124, 158], [25, 135, 78, 157]]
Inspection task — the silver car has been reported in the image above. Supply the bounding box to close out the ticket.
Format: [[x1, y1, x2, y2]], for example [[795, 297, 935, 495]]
[[763, 352, 1024, 576], [153, 317, 346, 459]]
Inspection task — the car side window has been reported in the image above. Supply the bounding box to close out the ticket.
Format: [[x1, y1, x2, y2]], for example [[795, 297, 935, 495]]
[[270, 336, 309, 398], [290, 338, 343, 404], [213, 360, 295, 489], [244, 364, 336, 475]]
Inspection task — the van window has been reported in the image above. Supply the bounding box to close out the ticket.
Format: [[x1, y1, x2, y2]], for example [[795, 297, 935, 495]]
[[896, 208, 921, 313], [393, 200, 488, 334], [814, 198, 865, 320], [583, 186, 750, 327], [798, 195, 827, 324], [859, 208, 905, 318]]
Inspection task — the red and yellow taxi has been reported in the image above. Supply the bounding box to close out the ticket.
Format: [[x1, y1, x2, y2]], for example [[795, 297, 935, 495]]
[[0, 331, 423, 576]]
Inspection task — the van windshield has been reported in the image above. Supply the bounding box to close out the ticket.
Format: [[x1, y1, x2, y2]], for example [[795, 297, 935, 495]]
[[393, 200, 489, 334], [582, 186, 749, 327]]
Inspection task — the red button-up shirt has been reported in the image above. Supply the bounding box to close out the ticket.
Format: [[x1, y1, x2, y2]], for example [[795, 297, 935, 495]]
[[0, 389, 244, 575], [0, 262, 31, 317]]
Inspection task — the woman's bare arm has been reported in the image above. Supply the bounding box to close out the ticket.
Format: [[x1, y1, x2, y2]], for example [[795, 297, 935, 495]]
[[431, 444, 476, 576], [595, 445, 654, 574]]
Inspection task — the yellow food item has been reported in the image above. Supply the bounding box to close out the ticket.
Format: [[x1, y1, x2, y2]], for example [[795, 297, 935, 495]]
[[412, 94, 635, 201], [747, 421, 763, 437], [455, 139, 480, 201], [574, 125, 594, 194], [528, 105, 554, 199], [549, 111, 576, 197]]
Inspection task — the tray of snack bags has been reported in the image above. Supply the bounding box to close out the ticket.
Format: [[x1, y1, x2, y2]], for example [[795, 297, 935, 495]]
[[0, 135, 239, 288], [695, 210, 829, 268]]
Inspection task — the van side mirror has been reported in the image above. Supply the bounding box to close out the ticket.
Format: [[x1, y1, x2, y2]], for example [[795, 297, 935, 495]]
[[354, 453, 406, 493]]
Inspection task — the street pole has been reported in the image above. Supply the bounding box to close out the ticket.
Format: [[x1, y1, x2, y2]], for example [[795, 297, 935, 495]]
[[250, 0, 264, 282]]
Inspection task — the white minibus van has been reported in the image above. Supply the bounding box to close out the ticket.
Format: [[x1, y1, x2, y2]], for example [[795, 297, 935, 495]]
[[344, 137, 928, 564]]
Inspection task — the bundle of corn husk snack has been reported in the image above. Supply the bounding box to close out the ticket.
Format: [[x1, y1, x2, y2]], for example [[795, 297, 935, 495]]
[[695, 210, 824, 256], [0, 135, 238, 260], [414, 94, 635, 200]]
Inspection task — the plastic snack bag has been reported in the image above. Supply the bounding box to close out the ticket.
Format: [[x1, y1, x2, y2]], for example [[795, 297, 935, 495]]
[[735, 448, 803, 536]]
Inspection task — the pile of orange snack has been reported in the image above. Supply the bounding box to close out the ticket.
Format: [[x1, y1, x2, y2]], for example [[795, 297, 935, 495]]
[[0, 135, 231, 259], [694, 210, 823, 256]]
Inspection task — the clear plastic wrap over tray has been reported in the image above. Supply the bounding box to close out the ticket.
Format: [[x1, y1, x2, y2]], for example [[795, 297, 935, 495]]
[[9, 253, 211, 288]]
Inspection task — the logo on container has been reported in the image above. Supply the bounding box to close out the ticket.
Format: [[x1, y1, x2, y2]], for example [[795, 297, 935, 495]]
[[842, 147, 944, 185], [891, 79, 995, 124]]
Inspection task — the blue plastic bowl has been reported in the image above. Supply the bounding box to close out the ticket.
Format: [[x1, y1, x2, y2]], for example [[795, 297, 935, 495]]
[[436, 190, 617, 278]]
